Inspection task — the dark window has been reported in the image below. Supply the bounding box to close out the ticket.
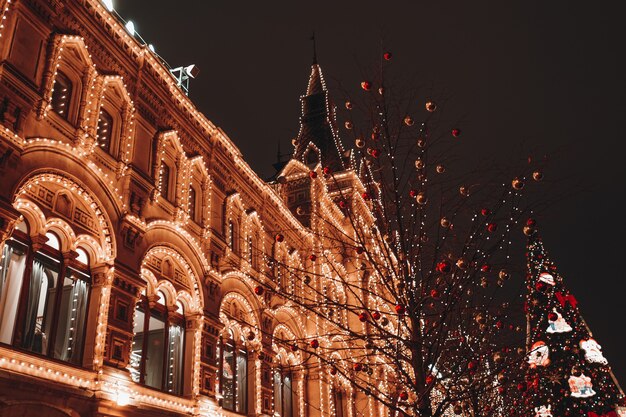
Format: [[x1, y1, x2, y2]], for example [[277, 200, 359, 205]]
[[229, 221, 237, 253], [96, 108, 114, 153], [160, 164, 171, 202], [0, 230, 91, 366], [220, 338, 247, 413], [129, 291, 185, 395], [189, 186, 197, 222], [51, 72, 72, 119]]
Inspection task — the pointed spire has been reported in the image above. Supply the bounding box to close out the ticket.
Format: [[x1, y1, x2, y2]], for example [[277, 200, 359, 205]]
[[311, 31, 317, 65]]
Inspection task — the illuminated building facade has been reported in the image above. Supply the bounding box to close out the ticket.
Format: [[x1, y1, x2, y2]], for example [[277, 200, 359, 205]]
[[0, 0, 378, 416]]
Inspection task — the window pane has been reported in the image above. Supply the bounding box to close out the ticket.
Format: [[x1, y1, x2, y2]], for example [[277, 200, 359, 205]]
[[129, 305, 145, 383], [236, 351, 247, 413], [160, 164, 170, 202], [0, 243, 27, 344], [45, 232, 60, 250], [274, 371, 282, 416], [96, 109, 114, 153], [145, 309, 166, 390], [221, 344, 235, 410], [189, 187, 197, 222], [166, 322, 184, 395], [53, 269, 89, 364], [51, 72, 72, 119], [283, 373, 292, 417], [21, 257, 59, 355]]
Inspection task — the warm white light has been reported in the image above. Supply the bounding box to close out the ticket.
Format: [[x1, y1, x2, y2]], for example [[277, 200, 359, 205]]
[[116, 390, 131, 406], [125, 20, 135, 36], [148, 44, 155, 52], [102, 0, 113, 11]]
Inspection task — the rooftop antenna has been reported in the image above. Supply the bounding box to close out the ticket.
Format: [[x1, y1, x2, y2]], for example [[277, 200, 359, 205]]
[[170, 64, 200, 96]]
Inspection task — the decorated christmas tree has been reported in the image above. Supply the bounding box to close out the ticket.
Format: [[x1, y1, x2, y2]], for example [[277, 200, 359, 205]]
[[523, 231, 625, 417]]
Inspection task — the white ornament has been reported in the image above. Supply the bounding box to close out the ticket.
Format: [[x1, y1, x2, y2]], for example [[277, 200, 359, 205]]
[[539, 272, 556, 286], [528, 341, 550, 368], [580, 338, 608, 365], [568, 373, 596, 398], [547, 308, 572, 333], [534, 405, 553, 417]]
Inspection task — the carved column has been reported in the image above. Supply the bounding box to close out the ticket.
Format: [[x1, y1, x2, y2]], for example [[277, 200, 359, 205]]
[[83, 264, 112, 370]]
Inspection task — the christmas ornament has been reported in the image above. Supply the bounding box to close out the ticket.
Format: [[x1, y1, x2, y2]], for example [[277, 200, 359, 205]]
[[372, 311, 381, 320], [361, 81, 372, 91], [359, 312, 368, 322], [547, 308, 572, 333], [309, 170, 318, 179], [383, 51, 392, 60], [275, 233, 284, 242], [512, 178, 525, 190], [362, 192, 371, 200], [414, 159, 425, 169], [330, 367, 337, 375], [323, 166, 332, 175], [345, 100, 353, 110], [499, 269, 510, 280], [290, 344, 298, 352], [417, 138, 426, 148], [344, 121, 353, 129], [440, 217, 451, 228], [355, 138, 365, 148], [533, 170, 543, 181], [254, 286, 264, 296], [371, 149, 381, 158], [310, 339, 319, 348], [487, 223, 497, 232], [481, 208, 491, 216], [404, 116, 414, 126], [309, 254, 317, 262], [568, 373, 596, 398], [459, 186, 470, 197], [436, 260, 452, 273], [416, 192, 428, 205], [354, 363, 362, 372], [435, 164, 445, 173], [395, 304, 405, 315], [452, 128, 461, 137], [296, 206, 305, 215], [580, 338, 608, 365], [527, 341, 550, 368], [425, 101, 437, 112]]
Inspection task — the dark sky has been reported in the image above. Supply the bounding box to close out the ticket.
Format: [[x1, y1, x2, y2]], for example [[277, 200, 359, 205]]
[[114, 1, 626, 381]]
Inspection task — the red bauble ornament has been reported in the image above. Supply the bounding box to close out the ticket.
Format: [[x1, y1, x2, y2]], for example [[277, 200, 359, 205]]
[[309, 170, 318, 179], [362, 192, 371, 200], [383, 51, 392, 61], [430, 289, 440, 299], [290, 344, 299, 352], [526, 218, 536, 227], [436, 260, 451, 273], [310, 339, 319, 348], [468, 360, 478, 370], [517, 383, 527, 392], [399, 391, 409, 400], [395, 304, 406, 315], [372, 311, 381, 320], [339, 200, 347, 209], [361, 81, 372, 91], [309, 254, 317, 262], [330, 367, 337, 375], [535, 281, 546, 292], [323, 166, 332, 175], [254, 286, 264, 296], [548, 312, 558, 321], [481, 264, 491, 272], [356, 247, 365, 255], [354, 363, 363, 372], [359, 312, 368, 322], [371, 149, 381, 158], [452, 128, 461, 137], [426, 375, 435, 385], [487, 223, 497, 233], [409, 189, 418, 198], [481, 208, 491, 216], [275, 233, 284, 243], [496, 320, 504, 329]]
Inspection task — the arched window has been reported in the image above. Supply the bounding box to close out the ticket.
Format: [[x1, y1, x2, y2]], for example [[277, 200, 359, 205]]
[[274, 366, 293, 417], [51, 72, 72, 120], [160, 163, 171, 203], [333, 388, 347, 417], [96, 108, 114, 153], [0, 227, 91, 366], [188, 186, 198, 223], [219, 332, 248, 413], [130, 290, 185, 395]]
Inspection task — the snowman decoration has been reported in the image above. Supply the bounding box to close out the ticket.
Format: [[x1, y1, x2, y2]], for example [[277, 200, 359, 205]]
[[568, 373, 596, 398], [580, 338, 608, 365], [547, 308, 572, 334], [534, 405, 553, 417], [538, 272, 556, 286], [528, 341, 550, 368]]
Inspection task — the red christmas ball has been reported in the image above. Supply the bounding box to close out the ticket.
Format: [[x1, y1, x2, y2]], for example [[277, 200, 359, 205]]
[[309, 254, 317, 262], [290, 344, 298, 352], [495, 320, 504, 329], [409, 189, 418, 198], [535, 281, 546, 292], [362, 192, 371, 200], [430, 289, 440, 299], [275, 233, 285, 243], [309, 170, 318, 179], [323, 166, 332, 175], [372, 311, 381, 320], [356, 247, 365, 255], [481, 264, 491, 273], [354, 363, 363, 372], [468, 360, 478, 370], [310, 339, 319, 348], [436, 260, 451, 273], [452, 128, 461, 137], [399, 391, 409, 401], [339, 200, 347, 209], [361, 81, 372, 91], [426, 375, 435, 385], [330, 367, 337, 375], [526, 218, 536, 227], [517, 383, 527, 392], [254, 286, 264, 295], [395, 304, 406, 315], [548, 312, 558, 321], [487, 223, 497, 233], [371, 149, 381, 158], [359, 312, 368, 322], [383, 51, 392, 61], [481, 208, 491, 216]]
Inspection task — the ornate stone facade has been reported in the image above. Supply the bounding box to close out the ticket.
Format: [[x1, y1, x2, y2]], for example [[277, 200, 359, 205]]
[[0, 1, 379, 417]]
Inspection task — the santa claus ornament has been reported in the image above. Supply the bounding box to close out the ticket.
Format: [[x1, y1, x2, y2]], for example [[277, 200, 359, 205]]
[[547, 308, 573, 334], [534, 405, 553, 417], [527, 341, 550, 368], [568, 372, 596, 398], [580, 338, 609, 365]]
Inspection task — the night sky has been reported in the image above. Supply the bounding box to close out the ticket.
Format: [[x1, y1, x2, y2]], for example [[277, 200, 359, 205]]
[[114, 1, 626, 381]]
